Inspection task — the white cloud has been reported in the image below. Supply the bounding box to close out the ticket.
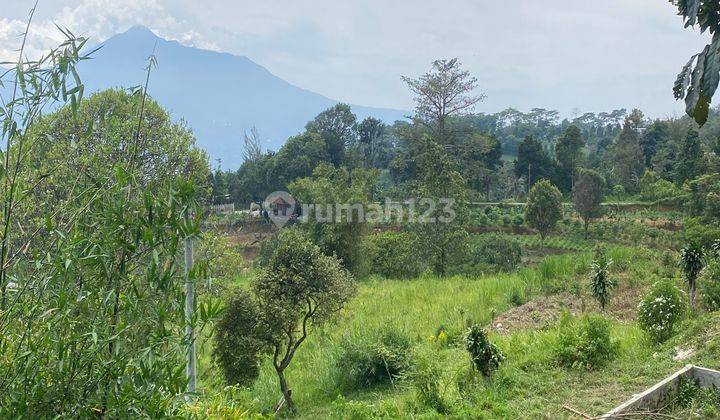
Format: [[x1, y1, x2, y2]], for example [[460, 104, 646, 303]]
[[0, 0, 712, 117], [0, 0, 217, 63]]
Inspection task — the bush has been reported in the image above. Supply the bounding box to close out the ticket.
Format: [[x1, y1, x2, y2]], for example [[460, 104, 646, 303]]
[[464, 324, 504, 380], [700, 259, 720, 311], [453, 234, 523, 275], [555, 313, 619, 370], [410, 348, 450, 414], [683, 217, 720, 249], [334, 328, 413, 390], [637, 280, 687, 342], [213, 289, 265, 386], [360, 231, 425, 279]]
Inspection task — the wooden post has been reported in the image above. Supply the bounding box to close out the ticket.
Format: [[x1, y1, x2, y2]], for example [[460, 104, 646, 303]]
[[184, 214, 196, 394]]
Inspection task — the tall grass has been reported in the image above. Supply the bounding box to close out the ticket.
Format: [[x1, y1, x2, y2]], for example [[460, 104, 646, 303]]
[[193, 244, 715, 418]]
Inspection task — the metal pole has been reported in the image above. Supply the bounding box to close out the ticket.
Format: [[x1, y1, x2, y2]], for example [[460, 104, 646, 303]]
[[184, 215, 196, 394]]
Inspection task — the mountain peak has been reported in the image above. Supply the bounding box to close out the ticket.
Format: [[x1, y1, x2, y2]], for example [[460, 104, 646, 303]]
[[117, 25, 160, 41]]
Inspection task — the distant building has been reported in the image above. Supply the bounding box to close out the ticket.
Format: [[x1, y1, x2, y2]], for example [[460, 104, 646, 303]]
[[271, 197, 292, 216]]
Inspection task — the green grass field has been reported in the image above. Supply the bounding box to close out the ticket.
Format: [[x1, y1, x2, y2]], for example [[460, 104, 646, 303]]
[[189, 243, 720, 419]]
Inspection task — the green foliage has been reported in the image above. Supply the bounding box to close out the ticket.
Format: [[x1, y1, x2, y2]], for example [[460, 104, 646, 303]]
[[453, 234, 522, 275], [686, 174, 720, 223], [671, 1, 720, 125], [213, 289, 264, 386], [272, 131, 331, 187], [573, 168, 605, 238], [675, 129, 706, 185], [514, 136, 555, 187], [683, 217, 720, 249], [700, 257, 720, 311], [668, 376, 720, 417], [305, 103, 358, 166], [610, 117, 645, 192], [360, 231, 425, 279], [464, 324, 504, 379], [334, 328, 413, 390], [289, 163, 378, 270], [637, 280, 687, 342], [555, 124, 585, 192], [0, 29, 215, 416], [525, 179, 563, 244], [590, 246, 615, 310], [680, 243, 705, 308], [252, 228, 356, 413], [412, 138, 470, 276], [640, 172, 683, 202], [196, 231, 244, 285], [401, 58, 482, 144], [409, 348, 451, 414], [555, 313, 619, 370], [28, 88, 210, 205]]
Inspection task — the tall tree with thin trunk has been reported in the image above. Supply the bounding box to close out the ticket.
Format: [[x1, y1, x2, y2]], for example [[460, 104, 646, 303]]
[[402, 58, 484, 145], [252, 229, 355, 414]]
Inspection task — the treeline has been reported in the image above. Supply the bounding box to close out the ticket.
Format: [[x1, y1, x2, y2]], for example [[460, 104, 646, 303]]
[[210, 99, 720, 210]]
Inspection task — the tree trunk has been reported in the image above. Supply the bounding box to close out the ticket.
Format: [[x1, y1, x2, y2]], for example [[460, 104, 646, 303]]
[[689, 280, 696, 310], [276, 367, 295, 414]]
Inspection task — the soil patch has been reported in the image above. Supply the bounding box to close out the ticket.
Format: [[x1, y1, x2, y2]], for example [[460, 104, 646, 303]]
[[490, 280, 646, 335]]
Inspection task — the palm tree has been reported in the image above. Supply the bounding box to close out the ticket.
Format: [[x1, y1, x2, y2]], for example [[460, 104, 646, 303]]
[[679, 244, 705, 309]]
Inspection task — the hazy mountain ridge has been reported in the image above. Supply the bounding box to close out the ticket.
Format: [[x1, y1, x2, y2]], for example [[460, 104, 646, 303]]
[[18, 26, 408, 169]]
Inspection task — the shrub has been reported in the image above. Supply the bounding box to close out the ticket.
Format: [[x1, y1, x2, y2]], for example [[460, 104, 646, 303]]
[[700, 259, 720, 311], [361, 231, 425, 279], [680, 244, 706, 308], [464, 324, 505, 381], [213, 289, 264, 386], [335, 329, 413, 390], [555, 313, 619, 370], [410, 348, 450, 414], [590, 246, 615, 311], [525, 180, 563, 246], [637, 281, 687, 342], [453, 234, 523, 275], [683, 217, 720, 249]]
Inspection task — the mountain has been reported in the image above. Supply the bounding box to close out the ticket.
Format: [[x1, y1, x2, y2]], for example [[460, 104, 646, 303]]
[[73, 26, 407, 169]]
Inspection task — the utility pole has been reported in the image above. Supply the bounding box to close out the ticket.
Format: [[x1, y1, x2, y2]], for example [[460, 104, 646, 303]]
[[184, 212, 196, 395]]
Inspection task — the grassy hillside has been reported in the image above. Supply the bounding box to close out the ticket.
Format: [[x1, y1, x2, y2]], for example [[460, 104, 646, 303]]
[[189, 244, 720, 418]]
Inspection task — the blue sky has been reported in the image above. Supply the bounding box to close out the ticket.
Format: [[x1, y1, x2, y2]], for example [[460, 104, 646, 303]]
[[1, 0, 710, 118]]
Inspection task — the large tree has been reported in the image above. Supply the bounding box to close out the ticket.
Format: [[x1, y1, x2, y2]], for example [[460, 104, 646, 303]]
[[675, 129, 705, 185], [610, 118, 645, 192], [356, 117, 387, 168], [305, 103, 357, 166], [514, 136, 555, 192], [459, 133, 503, 198], [270, 132, 331, 188], [640, 120, 670, 167], [402, 58, 484, 145], [555, 124, 585, 192]]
